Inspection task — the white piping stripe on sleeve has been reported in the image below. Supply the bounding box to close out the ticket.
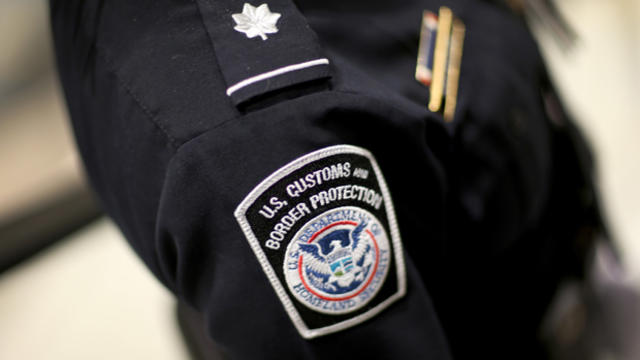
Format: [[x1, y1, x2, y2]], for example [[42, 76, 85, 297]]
[[225, 58, 330, 96]]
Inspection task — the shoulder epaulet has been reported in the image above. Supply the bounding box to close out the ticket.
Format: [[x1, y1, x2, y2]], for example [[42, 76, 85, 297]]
[[197, 0, 331, 106]]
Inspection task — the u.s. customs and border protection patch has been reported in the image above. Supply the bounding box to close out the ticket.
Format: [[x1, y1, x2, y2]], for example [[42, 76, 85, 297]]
[[234, 145, 406, 339]]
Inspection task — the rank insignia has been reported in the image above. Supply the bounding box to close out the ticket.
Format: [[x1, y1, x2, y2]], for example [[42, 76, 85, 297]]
[[232, 3, 281, 40], [415, 7, 466, 122]]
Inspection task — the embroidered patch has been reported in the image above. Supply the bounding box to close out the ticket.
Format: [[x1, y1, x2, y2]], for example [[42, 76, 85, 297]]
[[235, 145, 406, 339], [232, 3, 281, 40]]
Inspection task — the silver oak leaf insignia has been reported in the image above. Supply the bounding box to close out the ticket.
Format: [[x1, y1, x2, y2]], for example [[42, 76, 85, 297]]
[[232, 3, 281, 40]]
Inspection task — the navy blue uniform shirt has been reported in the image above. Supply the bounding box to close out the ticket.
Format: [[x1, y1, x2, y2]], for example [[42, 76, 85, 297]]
[[51, 0, 601, 358]]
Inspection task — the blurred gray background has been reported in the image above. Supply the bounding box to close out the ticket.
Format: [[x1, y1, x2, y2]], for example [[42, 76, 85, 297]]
[[0, 0, 638, 359], [0, 0, 188, 358]]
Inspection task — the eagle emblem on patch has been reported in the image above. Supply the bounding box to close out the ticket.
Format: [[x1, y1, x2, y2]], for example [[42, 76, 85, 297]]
[[235, 145, 406, 339], [284, 207, 391, 315]]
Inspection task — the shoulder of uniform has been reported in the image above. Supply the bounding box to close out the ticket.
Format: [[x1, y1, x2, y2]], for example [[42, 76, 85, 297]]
[[197, 0, 332, 105]]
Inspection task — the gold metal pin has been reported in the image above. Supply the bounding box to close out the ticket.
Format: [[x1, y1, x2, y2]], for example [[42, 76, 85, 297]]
[[428, 6, 453, 113], [443, 18, 465, 123]]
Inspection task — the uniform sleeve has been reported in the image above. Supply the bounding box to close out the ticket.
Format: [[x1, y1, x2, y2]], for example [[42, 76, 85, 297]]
[[155, 96, 452, 358], [50, 0, 453, 358]]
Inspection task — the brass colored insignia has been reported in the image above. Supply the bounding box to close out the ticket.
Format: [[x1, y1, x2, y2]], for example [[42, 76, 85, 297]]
[[428, 7, 453, 114], [416, 6, 465, 123], [443, 18, 465, 123]]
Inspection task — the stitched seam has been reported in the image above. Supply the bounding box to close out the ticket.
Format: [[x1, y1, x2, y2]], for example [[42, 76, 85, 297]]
[[94, 49, 183, 287], [173, 91, 376, 153], [96, 48, 180, 150], [170, 114, 241, 156], [170, 91, 364, 156]]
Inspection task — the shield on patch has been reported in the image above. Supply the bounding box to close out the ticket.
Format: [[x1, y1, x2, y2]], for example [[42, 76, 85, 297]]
[[331, 256, 354, 276]]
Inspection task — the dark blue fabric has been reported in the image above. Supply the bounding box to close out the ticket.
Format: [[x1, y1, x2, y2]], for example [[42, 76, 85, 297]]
[[51, 0, 599, 358], [197, 0, 331, 105]]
